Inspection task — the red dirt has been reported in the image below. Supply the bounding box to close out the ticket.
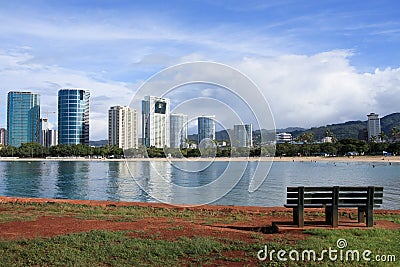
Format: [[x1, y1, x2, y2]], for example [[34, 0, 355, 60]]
[[0, 196, 398, 265], [0, 196, 398, 241]]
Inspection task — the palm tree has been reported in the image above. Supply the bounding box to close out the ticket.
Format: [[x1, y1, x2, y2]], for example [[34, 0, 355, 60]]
[[391, 127, 400, 142], [325, 128, 333, 137], [378, 131, 387, 142]]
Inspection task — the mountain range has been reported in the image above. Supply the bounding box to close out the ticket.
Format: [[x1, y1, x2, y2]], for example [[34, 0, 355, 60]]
[[91, 113, 400, 145]]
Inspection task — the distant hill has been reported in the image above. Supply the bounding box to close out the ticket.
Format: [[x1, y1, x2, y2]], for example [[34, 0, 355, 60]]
[[288, 112, 400, 141], [381, 113, 400, 135], [107, 113, 400, 147], [276, 127, 305, 133], [89, 140, 108, 147]]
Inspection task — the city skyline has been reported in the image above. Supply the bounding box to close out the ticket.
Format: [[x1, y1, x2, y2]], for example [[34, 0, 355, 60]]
[[0, 1, 400, 140]]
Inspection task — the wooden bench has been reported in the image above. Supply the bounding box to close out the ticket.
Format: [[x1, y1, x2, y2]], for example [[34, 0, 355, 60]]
[[284, 186, 383, 228]]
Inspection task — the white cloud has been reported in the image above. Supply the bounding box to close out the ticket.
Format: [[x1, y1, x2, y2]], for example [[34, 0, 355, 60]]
[[0, 50, 137, 140], [2, 48, 400, 142], [235, 51, 400, 128]]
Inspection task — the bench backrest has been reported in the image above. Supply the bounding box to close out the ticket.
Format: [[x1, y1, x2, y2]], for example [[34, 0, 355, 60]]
[[286, 186, 383, 207]]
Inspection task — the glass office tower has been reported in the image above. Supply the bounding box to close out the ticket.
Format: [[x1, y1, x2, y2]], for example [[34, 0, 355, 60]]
[[7, 91, 40, 147], [197, 115, 216, 144], [232, 124, 253, 147], [170, 113, 188, 149], [58, 89, 90, 145]]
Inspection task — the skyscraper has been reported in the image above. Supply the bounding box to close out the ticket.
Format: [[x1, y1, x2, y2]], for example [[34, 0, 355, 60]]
[[46, 129, 58, 147], [198, 115, 215, 145], [58, 89, 90, 145], [39, 118, 58, 147], [0, 128, 7, 146], [7, 91, 40, 147], [367, 112, 381, 141], [233, 124, 253, 147], [39, 118, 49, 146], [170, 113, 188, 149], [108, 106, 138, 149], [142, 96, 170, 148]]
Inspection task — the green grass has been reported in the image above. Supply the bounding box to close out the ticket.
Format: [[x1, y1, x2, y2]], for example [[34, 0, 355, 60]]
[[257, 228, 399, 266], [0, 202, 257, 224], [375, 214, 400, 224], [0, 230, 256, 266], [0, 228, 397, 266], [0, 202, 398, 266]]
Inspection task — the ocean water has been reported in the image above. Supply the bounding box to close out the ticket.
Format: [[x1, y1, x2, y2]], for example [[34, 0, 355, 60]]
[[0, 160, 398, 209]]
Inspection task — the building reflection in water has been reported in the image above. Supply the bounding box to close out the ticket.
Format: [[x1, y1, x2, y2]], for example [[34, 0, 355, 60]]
[[55, 161, 90, 199], [3, 161, 44, 198], [107, 161, 146, 202]]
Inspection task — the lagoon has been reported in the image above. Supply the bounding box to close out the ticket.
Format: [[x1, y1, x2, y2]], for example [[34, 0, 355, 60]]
[[0, 160, 398, 209]]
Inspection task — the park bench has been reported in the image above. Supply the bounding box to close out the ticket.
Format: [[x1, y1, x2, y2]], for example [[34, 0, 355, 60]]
[[284, 186, 383, 228]]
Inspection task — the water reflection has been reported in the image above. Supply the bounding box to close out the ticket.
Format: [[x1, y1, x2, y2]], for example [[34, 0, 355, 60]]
[[0, 160, 398, 209], [55, 161, 90, 199], [3, 161, 44, 197]]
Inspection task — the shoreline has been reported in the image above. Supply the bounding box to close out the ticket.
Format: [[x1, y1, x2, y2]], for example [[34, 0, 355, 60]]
[[0, 155, 400, 163], [1, 196, 399, 214]]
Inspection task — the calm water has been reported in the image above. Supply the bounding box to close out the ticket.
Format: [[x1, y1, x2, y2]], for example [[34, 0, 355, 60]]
[[0, 160, 398, 209]]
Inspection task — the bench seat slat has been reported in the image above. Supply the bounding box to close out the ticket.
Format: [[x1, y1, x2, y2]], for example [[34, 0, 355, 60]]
[[287, 192, 383, 199], [287, 186, 383, 192], [287, 198, 382, 205], [285, 204, 381, 208]]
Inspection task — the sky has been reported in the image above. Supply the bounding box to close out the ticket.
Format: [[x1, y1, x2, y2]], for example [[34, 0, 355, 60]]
[[0, 0, 400, 140]]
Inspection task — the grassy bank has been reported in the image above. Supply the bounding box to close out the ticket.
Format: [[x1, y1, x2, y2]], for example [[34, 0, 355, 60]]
[[0, 201, 398, 266]]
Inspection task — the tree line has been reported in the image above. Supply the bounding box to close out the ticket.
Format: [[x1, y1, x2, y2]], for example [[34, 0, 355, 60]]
[[1, 138, 400, 158], [0, 143, 123, 158], [276, 138, 400, 157]]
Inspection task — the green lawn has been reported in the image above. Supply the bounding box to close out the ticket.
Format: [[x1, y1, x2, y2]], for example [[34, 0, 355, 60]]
[[0, 202, 398, 266]]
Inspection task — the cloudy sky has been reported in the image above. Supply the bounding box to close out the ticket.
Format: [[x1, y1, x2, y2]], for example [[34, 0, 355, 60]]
[[0, 0, 399, 140]]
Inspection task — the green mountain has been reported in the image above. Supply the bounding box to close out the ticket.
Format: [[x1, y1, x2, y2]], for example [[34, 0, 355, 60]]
[[289, 112, 400, 141]]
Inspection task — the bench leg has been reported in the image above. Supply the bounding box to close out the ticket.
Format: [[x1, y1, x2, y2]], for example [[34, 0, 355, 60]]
[[325, 206, 332, 224], [331, 206, 338, 228], [366, 187, 374, 227], [358, 207, 365, 223], [366, 206, 373, 227], [331, 187, 339, 228], [294, 207, 304, 228]]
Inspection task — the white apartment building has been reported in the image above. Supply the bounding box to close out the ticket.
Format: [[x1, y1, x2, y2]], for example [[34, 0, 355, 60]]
[[142, 96, 170, 148], [109, 106, 138, 149], [276, 132, 292, 144]]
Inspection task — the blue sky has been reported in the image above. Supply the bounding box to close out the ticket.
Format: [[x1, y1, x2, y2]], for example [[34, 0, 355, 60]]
[[0, 0, 400, 140]]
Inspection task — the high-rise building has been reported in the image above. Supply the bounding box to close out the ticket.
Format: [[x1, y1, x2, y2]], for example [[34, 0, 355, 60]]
[[170, 113, 188, 149], [58, 89, 90, 145], [7, 91, 40, 147], [142, 96, 170, 148], [108, 106, 138, 149], [46, 129, 58, 147], [232, 124, 253, 147], [39, 118, 58, 147], [198, 115, 215, 145], [0, 128, 8, 146], [367, 112, 381, 141], [39, 118, 49, 146]]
